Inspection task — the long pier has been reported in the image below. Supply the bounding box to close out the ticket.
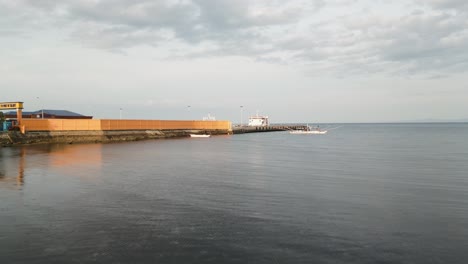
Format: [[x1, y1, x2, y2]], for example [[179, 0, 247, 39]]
[[232, 125, 307, 134]]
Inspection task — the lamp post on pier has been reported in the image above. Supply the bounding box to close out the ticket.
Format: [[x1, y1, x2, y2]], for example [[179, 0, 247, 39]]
[[36, 97, 44, 119], [240, 105, 244, 127], [119, 108, 122, 120]]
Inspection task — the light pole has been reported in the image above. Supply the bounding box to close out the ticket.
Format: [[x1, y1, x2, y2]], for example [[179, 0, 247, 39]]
[[36, 97, 44, 119], [240, 105, 243, 127], [119, 108, 122, 120], [187, 105, 191, 119]]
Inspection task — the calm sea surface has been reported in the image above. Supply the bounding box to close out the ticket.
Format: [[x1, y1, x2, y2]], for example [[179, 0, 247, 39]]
[[1, 123, 468, 263]]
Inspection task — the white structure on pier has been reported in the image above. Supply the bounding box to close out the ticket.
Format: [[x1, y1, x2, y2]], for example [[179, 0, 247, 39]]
[[203, 113, 216, 121], [248, 113, 269, 127]]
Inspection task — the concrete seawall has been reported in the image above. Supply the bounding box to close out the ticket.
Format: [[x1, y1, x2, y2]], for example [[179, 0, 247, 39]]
[[0, 133, 12, 145], [0, 129, 230, 146], [1, 118, 232, 146], [21, 119, 232, 132]]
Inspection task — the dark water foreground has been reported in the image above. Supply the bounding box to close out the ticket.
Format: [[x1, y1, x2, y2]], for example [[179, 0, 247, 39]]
[[1, 123, 468, 263]]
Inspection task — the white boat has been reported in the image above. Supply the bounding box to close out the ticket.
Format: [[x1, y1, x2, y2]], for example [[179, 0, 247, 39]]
[[190, 134, 211, 138], [289, 125, 327, 135], [289, 130, 327, 134]]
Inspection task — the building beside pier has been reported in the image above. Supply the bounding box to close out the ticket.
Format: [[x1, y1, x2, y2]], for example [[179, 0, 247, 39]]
[[248, 115, 269, 127], [4, 109, 92, 119]]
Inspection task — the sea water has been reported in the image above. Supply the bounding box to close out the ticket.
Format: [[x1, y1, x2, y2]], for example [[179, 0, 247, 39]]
[[1, 123, 468, 263]]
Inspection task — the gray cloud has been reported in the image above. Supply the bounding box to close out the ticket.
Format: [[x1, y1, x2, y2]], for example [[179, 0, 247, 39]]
[[418, 0, 468, 11], [338, 9, 468, 75], [1, 0, 468, 76]]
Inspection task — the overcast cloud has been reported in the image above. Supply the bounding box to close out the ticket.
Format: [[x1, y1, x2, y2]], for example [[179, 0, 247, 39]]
[[1, 0, 467, 122]]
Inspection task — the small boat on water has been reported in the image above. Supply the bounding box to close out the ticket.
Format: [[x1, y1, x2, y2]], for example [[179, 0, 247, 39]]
[[190, 134, 211, 138], [289, 125, 327, 135], [290, 130, 327, 134]]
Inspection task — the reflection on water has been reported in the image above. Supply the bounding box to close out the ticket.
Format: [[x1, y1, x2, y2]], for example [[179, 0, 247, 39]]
[[18, 148, 24, 186], [0, 147, 25, 188], [0, 144, 102, 189], [1, 124, 468, 264]]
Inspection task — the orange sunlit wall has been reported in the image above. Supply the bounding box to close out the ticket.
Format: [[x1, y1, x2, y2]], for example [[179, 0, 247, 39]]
[[22, 119, 232, 132]]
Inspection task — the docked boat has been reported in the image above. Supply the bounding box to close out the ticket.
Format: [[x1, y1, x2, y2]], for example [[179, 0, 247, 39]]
[[190, 134, 211, 138], [289, 125, 327, 135], [248, 113, 269, 127]]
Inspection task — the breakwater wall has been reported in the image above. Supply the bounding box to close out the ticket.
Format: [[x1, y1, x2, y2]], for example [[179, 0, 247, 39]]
[[1, 129, 230, 146], [0, 133, 12, 145], [1, 119, 232, 146]]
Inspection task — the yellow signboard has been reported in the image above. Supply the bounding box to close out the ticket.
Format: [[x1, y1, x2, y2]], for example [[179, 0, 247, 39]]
[[0, 102, 24, 110]]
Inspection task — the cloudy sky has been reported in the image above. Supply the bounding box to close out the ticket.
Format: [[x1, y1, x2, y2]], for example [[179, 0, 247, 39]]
[[1, 0, 467, 122]]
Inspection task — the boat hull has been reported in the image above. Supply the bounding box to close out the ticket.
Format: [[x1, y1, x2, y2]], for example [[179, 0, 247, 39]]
[[289, 130, 327, 135], [190, 134, 211, 138]]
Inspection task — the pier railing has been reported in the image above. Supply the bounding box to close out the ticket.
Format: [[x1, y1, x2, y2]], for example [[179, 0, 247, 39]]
[[233, 125, 308, 134]]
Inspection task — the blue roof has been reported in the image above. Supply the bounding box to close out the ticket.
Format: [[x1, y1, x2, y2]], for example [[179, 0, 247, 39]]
[[4, 109, 87, 117], [4, 111, 33, 115], [33, 109, 86, 117]]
